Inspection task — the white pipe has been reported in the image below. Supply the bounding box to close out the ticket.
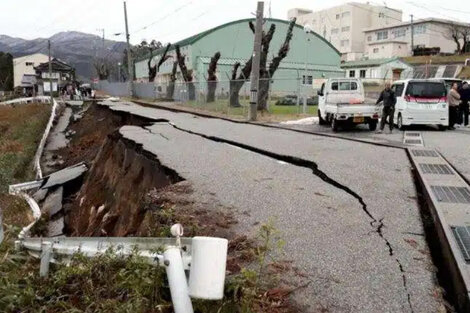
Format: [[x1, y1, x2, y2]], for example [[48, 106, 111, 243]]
[[164, 247, 194, 313]]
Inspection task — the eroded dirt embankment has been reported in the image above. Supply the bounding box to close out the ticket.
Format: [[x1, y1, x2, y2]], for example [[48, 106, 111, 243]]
[[61, 102, 236, 238]]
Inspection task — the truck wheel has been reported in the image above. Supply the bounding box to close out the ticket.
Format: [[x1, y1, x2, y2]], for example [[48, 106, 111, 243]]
[[331, 118, 339, 132], [369, 121, 377, 131], [318, 110, 326, 125], [397, 114, 405, 130], [438, 125, 447, 131]]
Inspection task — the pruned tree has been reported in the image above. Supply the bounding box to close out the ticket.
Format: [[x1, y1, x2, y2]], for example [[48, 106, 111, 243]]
[[0, 52, 13, 91], [166, 61, 178, 99], [175, 44, 195, 100], [229, 18, 296, 110], [229, 59, 252, 107], [460, 28, 470, 54], [447, 24, 463, 53], [206, 51, 221, 102], [93, 59, 110, 80]]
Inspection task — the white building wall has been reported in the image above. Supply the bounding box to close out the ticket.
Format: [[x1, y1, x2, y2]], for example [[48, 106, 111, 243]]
[[13, 53, 49, 88], [364, 20, 469, 58], [288, 3, 402, 60]]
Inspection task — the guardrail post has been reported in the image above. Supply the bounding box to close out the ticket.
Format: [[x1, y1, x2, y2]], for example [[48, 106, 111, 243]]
[[163, 246, 194, 313], [40, 242, 53, 277]]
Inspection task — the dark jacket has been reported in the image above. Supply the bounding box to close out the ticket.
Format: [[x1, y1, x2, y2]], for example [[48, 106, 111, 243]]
[[460, 85, 470, 104], [376, 88, 397, 107]]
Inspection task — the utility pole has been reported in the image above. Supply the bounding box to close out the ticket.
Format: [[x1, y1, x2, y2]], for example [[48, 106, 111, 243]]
[[249, 1, 264, 121], [410, 14, 414, 56], [48, 40, 53, 104], [123, 1, 133, 96]]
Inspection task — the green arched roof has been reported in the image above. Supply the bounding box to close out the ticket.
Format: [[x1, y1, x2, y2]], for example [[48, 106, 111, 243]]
[[135, 18, 340, 62]]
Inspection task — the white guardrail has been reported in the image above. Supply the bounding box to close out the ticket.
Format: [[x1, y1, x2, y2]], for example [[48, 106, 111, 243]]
[[15, 225, 228, 313]]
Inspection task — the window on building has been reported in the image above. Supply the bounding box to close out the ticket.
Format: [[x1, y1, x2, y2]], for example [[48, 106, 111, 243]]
[[392, 28, 406, 38], [302, 75, 313, 85], [373, 48, 379, 53], [331, 28, 339, 35], [413, 25, 426, 34], [378, 12, 385, 18], [367, 35, 372, 42], [336, 14, 340, 19], [342, 26, 350, 32], [349, 70, 355, 78], [342, 11, 350, 18], [340, 40, 350, 47], [25, 62, 34, 66], [360, 70, 366, 78], [376, 30, 388, 40]]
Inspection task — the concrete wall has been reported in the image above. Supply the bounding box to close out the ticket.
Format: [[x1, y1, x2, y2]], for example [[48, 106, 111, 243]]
[[366, 42, 409, 59], [13, 53, 49, 87]]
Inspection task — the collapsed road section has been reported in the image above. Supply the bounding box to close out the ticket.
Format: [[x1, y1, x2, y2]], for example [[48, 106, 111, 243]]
[[87, 99, 446, 312]]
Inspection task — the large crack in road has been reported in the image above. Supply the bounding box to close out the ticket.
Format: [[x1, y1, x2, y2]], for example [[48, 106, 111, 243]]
[[142, 120, 414, 312]]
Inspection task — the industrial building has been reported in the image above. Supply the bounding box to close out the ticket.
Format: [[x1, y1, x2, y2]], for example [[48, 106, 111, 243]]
[[134, 18, 344, 95]]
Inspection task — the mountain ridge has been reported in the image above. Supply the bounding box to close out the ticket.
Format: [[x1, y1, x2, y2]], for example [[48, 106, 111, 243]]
[[0, 31, 127, 80]]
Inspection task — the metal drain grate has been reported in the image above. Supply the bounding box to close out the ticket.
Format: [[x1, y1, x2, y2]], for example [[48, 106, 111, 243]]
[[411, 149, 438, 157], [405, 132, 421, 137], [405, 139, 423, 144], [420, 163, 454, 175], [431, 186, 470, 203], [452, 226, 470, 262]]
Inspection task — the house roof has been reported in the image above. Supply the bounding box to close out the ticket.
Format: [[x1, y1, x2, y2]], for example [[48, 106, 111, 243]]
[[363, 17, 470, 33], [34, 58, 74, 72], [341, 57, 408, 68], [134, 18, 340, 62]]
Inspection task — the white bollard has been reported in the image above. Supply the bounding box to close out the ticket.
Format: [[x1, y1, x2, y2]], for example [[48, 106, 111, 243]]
[[189, 237, 228, 300], [164, 247, 194, 313]]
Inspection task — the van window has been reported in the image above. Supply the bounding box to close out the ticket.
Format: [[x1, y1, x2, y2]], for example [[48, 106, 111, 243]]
[[405, 82, 446, 98], [392, 84, 404, 96]]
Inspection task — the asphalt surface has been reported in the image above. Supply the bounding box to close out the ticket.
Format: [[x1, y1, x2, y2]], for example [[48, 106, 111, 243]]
[[101, 100, 446, 312]]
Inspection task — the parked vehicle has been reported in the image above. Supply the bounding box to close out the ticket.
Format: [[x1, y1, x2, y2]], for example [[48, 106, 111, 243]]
[[275, 95, 316, 106], [317, 78, 380, 132], [391, 79, 448, 130], [429, 78, 462, 92]]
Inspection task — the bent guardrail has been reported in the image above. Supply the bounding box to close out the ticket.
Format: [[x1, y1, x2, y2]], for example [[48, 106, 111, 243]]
[[15, 224, 228, 313]]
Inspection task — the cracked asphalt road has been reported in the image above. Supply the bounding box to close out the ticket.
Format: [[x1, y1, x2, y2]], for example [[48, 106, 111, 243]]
[[101, 100, 445, 312]]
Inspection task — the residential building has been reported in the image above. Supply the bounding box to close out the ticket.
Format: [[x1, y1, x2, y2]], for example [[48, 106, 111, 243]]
[[134, 18, 344, 96], [13, 53, 49, 88], [288, 3, 402, 61], [341, 57, 413, 81], [364, 18, 470, 59], [34, 58, 75, 95]]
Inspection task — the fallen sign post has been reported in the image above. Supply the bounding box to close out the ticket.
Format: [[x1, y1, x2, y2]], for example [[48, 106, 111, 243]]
[[15, 224, 228, 313]]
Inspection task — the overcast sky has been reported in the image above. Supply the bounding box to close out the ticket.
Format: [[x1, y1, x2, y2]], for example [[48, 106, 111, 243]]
[[1, 0, 469, 45]]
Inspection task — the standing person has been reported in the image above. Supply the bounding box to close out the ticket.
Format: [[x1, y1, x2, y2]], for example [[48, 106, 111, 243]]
[[447, 83, 461, 130], [459, 82, 470, 127], [375, 82, 397, 134]]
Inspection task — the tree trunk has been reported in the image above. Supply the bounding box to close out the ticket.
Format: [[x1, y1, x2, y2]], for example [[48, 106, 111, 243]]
[[206, 52, 221, 103], [229, 80, 244, 107], [257, 76, 270, 111], [207, 81, 217, 102]]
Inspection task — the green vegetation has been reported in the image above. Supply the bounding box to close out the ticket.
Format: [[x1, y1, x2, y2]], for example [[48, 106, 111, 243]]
[[0, 103, 51, 190], [177, 99, 317, 121], [0, 52, 13, 91]]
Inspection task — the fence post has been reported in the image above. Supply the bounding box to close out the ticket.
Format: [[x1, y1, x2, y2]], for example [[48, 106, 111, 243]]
[[40, 242, 53, 277]]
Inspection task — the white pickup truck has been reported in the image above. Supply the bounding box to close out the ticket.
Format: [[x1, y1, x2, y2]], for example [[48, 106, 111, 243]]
[[317, 78, 380, 132]]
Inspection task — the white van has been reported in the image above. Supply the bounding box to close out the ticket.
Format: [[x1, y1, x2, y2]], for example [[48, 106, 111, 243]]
[[391, 79, 448, 130], [317, 78, 380, 131]]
